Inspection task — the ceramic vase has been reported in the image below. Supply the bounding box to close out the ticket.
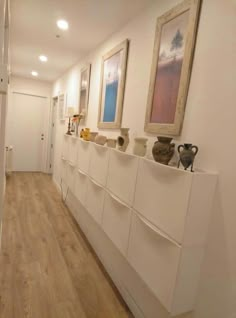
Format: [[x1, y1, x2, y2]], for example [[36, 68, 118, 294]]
[[178, 143, 199, 172], [107, 139, 117, 148], [90, 132, 98, 142], [152, 136, 175, 165], [117, 128, 129, 152], [133, 137, 148, 157], [95, 135, 107, 146]]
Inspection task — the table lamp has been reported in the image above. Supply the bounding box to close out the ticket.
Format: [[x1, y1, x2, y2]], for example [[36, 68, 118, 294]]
[[66, 106, 75, 135]]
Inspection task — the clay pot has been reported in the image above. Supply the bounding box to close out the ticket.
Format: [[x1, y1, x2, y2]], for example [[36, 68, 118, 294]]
[[178, 143, 199, 172], [107, 139, 117, 148], [95, 135, 107, 146], [117, 128, 129, 152], [152, 136, 175, 165], [90, 132, 98, 142], [133, 137, 148, 157]]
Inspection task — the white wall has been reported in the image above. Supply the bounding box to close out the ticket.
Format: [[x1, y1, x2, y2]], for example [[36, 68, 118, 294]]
[[7, 75, 52, 172], [52, 0, 236, 317]]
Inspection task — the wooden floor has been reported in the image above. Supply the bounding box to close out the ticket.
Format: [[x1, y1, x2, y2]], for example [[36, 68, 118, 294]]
[[0, 172, 133, 318]]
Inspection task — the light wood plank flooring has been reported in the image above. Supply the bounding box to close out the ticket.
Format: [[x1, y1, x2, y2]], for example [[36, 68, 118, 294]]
[[0, 172, 133, 318]]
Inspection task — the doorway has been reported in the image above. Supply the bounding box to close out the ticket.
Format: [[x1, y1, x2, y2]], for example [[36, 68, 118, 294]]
[[7, 92, 47, 172]]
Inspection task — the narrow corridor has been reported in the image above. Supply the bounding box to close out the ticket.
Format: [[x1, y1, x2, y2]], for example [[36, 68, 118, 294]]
[[0, 173, 132, 318]]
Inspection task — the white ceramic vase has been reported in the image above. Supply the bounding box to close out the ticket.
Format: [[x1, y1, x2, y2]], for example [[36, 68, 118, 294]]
[[133, 137, 148, 157]]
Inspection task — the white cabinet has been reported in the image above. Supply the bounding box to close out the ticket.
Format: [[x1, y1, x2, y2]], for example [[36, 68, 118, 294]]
[[75, 169, 88, 206], [77, 139, 91, 174], [68, 136, 78, 164], [89, 143, 109, 186], [134, 158, 217, 245], [102, 192, 132, 256], [85, 178, 105, 225], [58, 137, 218, 316], [127, 212, 203, 315], [106, 150, 139, 206], [66, 161, 76, 194]]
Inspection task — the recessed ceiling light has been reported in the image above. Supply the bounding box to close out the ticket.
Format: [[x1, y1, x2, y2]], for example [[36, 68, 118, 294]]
[[57, 19, 69, 30], [39, 55, 48, 62], [31, 71, 38, 77]]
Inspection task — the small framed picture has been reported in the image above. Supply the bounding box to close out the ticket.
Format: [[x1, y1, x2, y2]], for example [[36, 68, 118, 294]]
[[78, 64, 91, 116], [98, 40, 129, 129]]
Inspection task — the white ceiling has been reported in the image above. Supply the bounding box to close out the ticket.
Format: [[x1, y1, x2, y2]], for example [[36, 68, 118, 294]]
[[10, 0, 154, 82]]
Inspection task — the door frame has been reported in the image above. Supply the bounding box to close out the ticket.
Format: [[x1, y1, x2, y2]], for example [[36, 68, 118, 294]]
[[0, 0, 10, 239], [47, 96, 58, 174]]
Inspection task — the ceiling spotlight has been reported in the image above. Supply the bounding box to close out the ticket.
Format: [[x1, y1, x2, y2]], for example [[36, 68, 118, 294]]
[[57, 19, 69, 30], [39, 55, 48, 62], [31, 71, 38, 77]]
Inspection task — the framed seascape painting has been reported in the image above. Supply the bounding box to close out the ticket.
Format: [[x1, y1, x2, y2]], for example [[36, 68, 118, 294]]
[[78, 64, 91, 116], [98, 40, 129, 129], [145, 0, 201, 136]]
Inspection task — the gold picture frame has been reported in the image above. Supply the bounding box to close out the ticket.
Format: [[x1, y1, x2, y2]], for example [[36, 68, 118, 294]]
[[145, 0, 201, 136], [78, 64, 91, 116], [98, 40, 129, 129]]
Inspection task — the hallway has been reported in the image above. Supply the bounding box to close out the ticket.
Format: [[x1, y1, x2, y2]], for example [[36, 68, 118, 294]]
[[0, 173, 133, 318]]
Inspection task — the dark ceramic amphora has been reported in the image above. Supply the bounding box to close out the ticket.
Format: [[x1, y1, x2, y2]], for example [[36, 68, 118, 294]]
[[152, 136, 175, 165], [178, 143, 198, 172]]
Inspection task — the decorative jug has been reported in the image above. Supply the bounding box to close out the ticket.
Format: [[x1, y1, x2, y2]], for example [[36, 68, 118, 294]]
[[152, 136, 175, 165], [133, 137, 148, 157], [178, 143, 198, 172], [117, 128, 130, 152]]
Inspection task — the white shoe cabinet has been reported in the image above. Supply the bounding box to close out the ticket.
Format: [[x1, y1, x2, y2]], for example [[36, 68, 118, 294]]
[[59, 136, 217, 316]]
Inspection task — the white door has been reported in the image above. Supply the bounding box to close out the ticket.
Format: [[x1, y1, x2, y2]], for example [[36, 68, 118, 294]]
[[8, 92, 46, 172]]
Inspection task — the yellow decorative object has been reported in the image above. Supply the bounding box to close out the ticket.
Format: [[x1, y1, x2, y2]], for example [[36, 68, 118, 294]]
[[83, 128, 90, 141]]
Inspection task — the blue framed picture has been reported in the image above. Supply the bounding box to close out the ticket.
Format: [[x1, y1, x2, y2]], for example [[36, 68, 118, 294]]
[[98, 40, 129, 129]]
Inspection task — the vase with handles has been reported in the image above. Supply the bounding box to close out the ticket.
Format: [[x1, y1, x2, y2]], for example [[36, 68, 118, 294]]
[[152, 136, 175, 165], [177, 143, 199, 172]]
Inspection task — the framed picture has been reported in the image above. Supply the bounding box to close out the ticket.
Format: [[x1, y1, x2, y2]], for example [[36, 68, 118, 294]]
[[78, 64, 91, 116], [58, 93, 67, 120], [145, 0, 201, 136], [98, 40, 129, 129]]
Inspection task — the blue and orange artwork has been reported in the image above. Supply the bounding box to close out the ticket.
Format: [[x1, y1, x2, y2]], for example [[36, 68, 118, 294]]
[[151, 10, 189, 124], [102, 51, 122, 123]]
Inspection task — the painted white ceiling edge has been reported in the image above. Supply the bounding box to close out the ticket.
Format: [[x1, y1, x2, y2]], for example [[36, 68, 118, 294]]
[[10, 0, 155, 82]]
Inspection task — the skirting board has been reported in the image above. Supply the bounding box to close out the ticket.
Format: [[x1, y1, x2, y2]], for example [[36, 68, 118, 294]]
[[53, 178, 193, 318]]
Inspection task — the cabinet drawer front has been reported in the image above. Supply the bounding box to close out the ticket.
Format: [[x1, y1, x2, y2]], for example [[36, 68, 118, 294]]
[[62, 135, 69, 160], [134, 159, 193, 243], [127, 211, 181, 311], [60, 158, 67, 182], [102, 192, 132, 256], [86, 178, 105, 225], [75, 169, 88, 206], [66, 162, 76, 194], [68, 137, 78, 164], [89, 143, 109, 187], [77, 140, 91, 174], [107, 150, 139, 206]]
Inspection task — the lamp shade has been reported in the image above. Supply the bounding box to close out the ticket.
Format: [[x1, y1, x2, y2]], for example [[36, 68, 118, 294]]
[[67, 106, 75, 117]]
